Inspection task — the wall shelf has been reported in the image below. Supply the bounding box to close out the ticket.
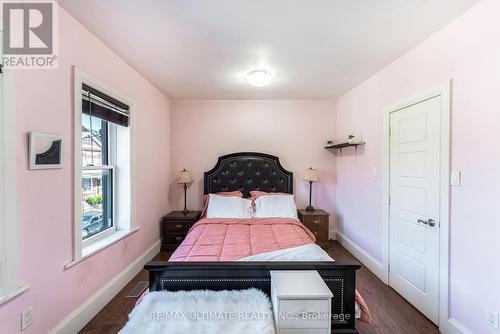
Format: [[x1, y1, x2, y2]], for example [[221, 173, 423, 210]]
[[324, 142, 365, 154]]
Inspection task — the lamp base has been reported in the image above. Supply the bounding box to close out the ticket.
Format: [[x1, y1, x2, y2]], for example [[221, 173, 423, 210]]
[[181, 183, 189, 215], [305, 205, 315, 212]]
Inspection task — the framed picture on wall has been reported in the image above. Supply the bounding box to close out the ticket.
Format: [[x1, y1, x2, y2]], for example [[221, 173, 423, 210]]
[[29, 132, 64, 170]]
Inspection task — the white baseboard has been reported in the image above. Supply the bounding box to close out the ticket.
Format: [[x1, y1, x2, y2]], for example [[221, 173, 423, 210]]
[[335, 233, 474, 334], [49, 240, 161, 334], [328, 229, 337, 241], [336, 231, 387, 283], [441, 317, 474, 334]]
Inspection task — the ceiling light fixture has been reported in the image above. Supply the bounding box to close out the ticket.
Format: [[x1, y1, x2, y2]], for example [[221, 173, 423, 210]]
[[244, 70, 274, 87]]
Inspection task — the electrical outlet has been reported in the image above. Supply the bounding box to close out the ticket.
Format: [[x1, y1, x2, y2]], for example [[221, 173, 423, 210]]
[[487, 309, 499, 330], [450, 171, 461, 186], [21, 308, 32, 331]]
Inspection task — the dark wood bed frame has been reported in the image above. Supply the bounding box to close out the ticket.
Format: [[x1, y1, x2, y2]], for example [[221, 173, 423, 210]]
[[146, 152, 361, 333]]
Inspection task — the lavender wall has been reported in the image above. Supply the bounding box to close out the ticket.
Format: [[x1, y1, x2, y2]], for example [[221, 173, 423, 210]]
[[169, 100, 337, 231], [0, 6, 171, 334], [336, 0, 500, 332]]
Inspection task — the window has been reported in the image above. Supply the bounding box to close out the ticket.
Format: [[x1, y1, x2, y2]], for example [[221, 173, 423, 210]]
[[71, 69, 135, 265], [80, 83, 130, 243], [81, 104, 116, 241]]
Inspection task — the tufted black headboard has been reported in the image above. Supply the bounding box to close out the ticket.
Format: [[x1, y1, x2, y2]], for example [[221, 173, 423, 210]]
[[204, 152, 293, 198]]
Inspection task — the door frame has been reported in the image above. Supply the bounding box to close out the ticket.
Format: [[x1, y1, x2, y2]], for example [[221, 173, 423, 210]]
[[0, 30, 28, 304], [382, 80, 451, 329]]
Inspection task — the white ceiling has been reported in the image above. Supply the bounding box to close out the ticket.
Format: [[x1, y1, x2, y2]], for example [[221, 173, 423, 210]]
[[59, 0, 479, 100]]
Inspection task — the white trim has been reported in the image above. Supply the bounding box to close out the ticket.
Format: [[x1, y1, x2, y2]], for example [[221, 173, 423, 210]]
[[0, 30, 27, 302], [81, 165, 114, 170], [382, 80, 451, 329], [81, 121, 118, 246], [51, 239, 160, 334], [64, 227, 141, 270], [72, 67, 136, 264], [443, 318, 474, 334], [82, 221, 116, 246], [0, 284, 29, 306], [336, 231, 387, 283]]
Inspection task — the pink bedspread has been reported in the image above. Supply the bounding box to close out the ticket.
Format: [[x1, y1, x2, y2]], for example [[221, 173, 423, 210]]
[[170, 217, 316, 261], [167, 217, 372, 323]]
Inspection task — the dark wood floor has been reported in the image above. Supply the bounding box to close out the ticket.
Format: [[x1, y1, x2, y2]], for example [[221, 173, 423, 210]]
[[80, 241, 439, 334]]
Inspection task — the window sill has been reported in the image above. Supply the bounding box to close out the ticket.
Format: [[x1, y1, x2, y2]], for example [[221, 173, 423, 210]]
[[64, 227, 140, 270], [0, 284, 30, 306]]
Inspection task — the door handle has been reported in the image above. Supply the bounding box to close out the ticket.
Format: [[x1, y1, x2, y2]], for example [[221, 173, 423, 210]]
[[417, 219, 436, 227]]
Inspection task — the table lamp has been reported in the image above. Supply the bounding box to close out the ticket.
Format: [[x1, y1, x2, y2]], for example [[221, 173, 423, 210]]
[[304, 167, 319, 212], [178, 169, 193, 215]]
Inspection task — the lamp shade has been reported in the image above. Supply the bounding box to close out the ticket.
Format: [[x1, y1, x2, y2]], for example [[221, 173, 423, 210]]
[[303, 168, 319, 182], [178, 169, 193, 184]]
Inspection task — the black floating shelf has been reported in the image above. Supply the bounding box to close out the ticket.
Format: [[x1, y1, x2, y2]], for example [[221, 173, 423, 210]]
[[324, 142, 365, 153]]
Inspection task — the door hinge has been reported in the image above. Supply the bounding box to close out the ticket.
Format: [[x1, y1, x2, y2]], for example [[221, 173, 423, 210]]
[[388, 263, 391, 273], [388, 196, 391, 205], [389, 126, 392, 137]]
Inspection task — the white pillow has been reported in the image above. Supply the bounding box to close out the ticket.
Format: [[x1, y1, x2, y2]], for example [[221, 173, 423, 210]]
[[254, 194, 298, 219], [206, 194, 253, 218]]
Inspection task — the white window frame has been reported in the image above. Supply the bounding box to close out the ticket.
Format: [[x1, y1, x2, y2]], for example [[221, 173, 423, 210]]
[[81, 122, 117, 245], [66, 67, 138, 269], [0, 31, 29, 304]]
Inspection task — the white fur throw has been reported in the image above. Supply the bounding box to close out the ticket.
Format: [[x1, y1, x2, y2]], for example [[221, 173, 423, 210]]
[[119, 288, 276, 334]]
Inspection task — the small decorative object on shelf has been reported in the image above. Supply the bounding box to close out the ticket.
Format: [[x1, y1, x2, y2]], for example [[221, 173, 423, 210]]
[[177, 169, 193, 215], [324, 139, 365, 154], [303, 167, 319, 212]]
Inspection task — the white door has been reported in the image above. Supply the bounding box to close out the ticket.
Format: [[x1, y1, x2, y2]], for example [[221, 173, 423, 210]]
[[389, 96, 441, 324]]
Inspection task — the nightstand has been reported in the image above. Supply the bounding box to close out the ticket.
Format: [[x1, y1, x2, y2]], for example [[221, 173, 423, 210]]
[[298, 209, 330, 249], [161, 210, 201, 251], [271, 270, 332, 334]]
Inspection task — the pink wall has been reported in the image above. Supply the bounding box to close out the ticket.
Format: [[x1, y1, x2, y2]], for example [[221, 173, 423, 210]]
[[336, 0, 500, 332], [0, 6, 171, 334], [2, 1, 496, 333], [170, 100, 337, 230]]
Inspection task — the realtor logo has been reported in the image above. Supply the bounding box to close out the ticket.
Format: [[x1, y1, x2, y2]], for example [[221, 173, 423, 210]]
[[1, 0, 58, 69]]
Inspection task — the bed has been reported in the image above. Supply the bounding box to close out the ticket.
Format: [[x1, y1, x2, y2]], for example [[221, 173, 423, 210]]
[[145, 152, 364, 333]]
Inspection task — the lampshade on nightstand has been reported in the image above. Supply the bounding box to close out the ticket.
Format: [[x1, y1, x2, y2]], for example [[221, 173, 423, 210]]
[[178, 169, 193, 184], [304, 168, 319, 212], [178, 169, 193, 214], [304, 168, 319, 182]]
